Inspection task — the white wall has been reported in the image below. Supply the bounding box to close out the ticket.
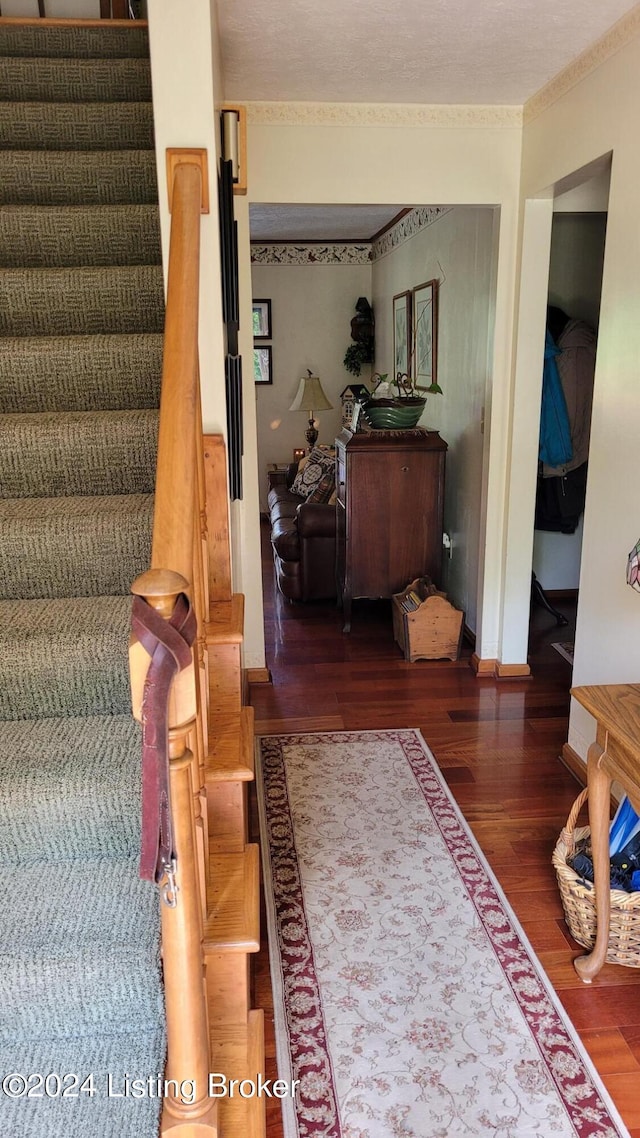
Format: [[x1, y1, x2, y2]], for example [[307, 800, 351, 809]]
[[371, 207, 495, 632], [520, 29, 640, 757], [245, 110, 523, 659], [532, 211, 607, 591], [250, 260, 372, 511], [147, 0, 265, 667], [548, 212, 607, 329]]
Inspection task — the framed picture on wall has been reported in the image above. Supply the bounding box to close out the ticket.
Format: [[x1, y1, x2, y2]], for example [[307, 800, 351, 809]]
[[393, 290, 412, 383], [254, 344, 273, 385], [412, 279, 438, 391], [252, 298, 272, 340]]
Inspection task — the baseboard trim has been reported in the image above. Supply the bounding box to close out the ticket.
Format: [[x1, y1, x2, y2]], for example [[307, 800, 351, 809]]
[[470, 654, 497, 676], [560, 742, 587, 787], [495, 661, 531, 679], [246, 667, 271, 685], [470, 655, 531, 679]]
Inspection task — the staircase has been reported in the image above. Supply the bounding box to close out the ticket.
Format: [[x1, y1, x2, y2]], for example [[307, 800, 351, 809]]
[[0, 20, 165, 1137], [0, 18, 266, 1138]]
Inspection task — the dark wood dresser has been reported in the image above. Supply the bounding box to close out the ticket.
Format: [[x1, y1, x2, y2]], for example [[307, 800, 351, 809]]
[[336, 428, 447, 631]]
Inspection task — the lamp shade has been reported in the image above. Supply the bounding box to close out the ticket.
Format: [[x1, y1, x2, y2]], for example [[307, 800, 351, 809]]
[[289, 374, 333, 414]]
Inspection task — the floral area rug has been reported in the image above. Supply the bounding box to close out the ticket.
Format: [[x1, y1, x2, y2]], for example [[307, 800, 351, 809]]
[[257, 729, 629, 1138]]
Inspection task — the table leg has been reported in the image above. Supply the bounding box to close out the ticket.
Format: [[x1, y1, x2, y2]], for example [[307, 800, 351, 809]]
[[574, 741, 611, 983]]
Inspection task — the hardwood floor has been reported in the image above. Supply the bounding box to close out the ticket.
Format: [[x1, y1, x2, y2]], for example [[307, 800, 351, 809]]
[[249, 521, 640, 1137]]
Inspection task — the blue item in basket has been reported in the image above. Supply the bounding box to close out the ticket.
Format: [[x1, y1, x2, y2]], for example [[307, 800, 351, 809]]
[[610, 795, 640, 856]]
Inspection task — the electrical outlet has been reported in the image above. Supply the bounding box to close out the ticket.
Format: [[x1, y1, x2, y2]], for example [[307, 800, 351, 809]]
[[442, 532, 453, 559]]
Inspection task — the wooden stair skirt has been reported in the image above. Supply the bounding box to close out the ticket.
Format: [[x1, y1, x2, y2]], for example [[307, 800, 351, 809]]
[[203, 437, 265, 1137]]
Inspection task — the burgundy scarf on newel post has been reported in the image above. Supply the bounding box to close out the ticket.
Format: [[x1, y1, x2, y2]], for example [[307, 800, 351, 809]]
[[131, 593, 196, 904]]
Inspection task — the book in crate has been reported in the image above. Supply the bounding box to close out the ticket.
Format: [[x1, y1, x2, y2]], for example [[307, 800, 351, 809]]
[[392, 577, 464, 662]]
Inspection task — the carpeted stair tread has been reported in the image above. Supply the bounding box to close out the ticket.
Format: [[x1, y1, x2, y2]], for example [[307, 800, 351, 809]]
[[0, 333, 162, 412], [0, 857, 162, 1043], [0, 1030, 165, 1138], [0, 408, 158, 498], [0, 100, 154, 151], [0, 56, 152, 102], [0, 148, 158, 205], [0, 493, 153, 600], [0, 715, 143, 865], [0, 595, 133, 720], [0, 264, 164, 336], [0, 204, 162, 267], [0, 23, 149, 59]]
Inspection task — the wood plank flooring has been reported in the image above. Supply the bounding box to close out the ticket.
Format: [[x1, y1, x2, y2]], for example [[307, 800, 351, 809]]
[[249, 521, 640, 1137]]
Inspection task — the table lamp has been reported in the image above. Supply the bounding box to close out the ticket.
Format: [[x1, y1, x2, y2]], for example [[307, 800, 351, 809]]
[[289, 370, 333, 450]]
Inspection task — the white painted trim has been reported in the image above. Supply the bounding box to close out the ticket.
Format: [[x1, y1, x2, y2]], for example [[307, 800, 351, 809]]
[[500, 197, 554, 666]]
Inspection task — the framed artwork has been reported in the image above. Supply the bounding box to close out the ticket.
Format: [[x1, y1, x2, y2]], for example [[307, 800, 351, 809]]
[[254, 345, 273, 385], [392, 290, 412, 382], [412, 280, 438, 391], [252, 298, 272, 340]]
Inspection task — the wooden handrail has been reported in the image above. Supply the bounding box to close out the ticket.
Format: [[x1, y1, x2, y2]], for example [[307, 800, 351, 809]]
[[130, 152, 217, 1136], [151, 161, 202, 583]]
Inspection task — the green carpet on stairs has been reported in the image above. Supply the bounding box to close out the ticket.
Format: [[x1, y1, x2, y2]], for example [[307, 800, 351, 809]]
[[0, 20, 166, 1138]]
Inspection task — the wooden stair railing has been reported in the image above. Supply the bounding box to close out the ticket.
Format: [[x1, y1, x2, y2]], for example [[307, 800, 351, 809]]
[[130, 154, 217, 1137], [129, 151, 266, 1138]]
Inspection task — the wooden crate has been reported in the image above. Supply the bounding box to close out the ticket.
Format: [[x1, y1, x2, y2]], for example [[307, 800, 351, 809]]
[[392, 580, 464, 662]]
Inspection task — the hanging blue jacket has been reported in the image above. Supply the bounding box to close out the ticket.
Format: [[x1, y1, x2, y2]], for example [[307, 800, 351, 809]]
[[539, 331, 573, 467]]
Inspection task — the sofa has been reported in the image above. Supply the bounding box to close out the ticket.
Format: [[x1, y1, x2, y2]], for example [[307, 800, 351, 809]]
[[267, 460, 337, 602]]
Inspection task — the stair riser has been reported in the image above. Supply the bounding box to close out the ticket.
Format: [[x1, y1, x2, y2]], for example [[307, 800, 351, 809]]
[[0, 57, 152, 102], [0, 1033, 166, 1138], [0, 102, 154, 152], [0, 24, 149, 58], [0, 959, 163, 1044], [0, 334, 162, 414], [0, 497, 153, 600], [0, 205, 162, 268], [0, 410, 158, 499], [0, 266, 164, 337], [0, 596, 133, 720], [0, 858, 162, 1044], [0, 150, 158, 205], [0, 716, 143, 865]]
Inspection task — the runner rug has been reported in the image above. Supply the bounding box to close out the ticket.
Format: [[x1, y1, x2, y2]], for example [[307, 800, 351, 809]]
[[257, 729, 629, 1138]]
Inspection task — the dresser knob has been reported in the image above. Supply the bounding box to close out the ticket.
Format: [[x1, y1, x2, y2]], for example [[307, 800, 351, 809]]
[[401, 466, 409, 472]]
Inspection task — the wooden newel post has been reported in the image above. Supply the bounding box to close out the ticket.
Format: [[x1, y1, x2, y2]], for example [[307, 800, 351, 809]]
[[130, 569, 217, 1136]]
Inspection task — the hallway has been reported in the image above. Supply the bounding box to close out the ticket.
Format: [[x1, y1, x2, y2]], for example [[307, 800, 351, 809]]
[[250, 522, 640, 1136]]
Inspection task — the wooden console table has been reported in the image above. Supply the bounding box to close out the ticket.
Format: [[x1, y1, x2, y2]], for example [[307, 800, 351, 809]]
[[571, 684, 640, 982]]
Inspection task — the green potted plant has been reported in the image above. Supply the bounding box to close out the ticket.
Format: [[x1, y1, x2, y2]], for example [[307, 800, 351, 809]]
[[361, 372, 438, 429], [343, 341, 373, 376]]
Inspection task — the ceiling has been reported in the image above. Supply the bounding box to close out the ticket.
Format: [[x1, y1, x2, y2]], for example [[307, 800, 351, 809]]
[[218, 0, 637, 106], [249, 204, 406, 242]]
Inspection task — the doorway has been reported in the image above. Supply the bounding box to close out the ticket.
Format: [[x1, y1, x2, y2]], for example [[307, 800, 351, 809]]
[[529, 164, 610, 677], [249, 202, 499, 649]]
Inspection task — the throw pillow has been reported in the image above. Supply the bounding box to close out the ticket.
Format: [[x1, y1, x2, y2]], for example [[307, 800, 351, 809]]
[[290, 446, 335, 498], [306, 472, 335, 504]]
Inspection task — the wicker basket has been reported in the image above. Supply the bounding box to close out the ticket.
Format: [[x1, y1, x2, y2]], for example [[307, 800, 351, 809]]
[[553, 788, 640, 967]]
